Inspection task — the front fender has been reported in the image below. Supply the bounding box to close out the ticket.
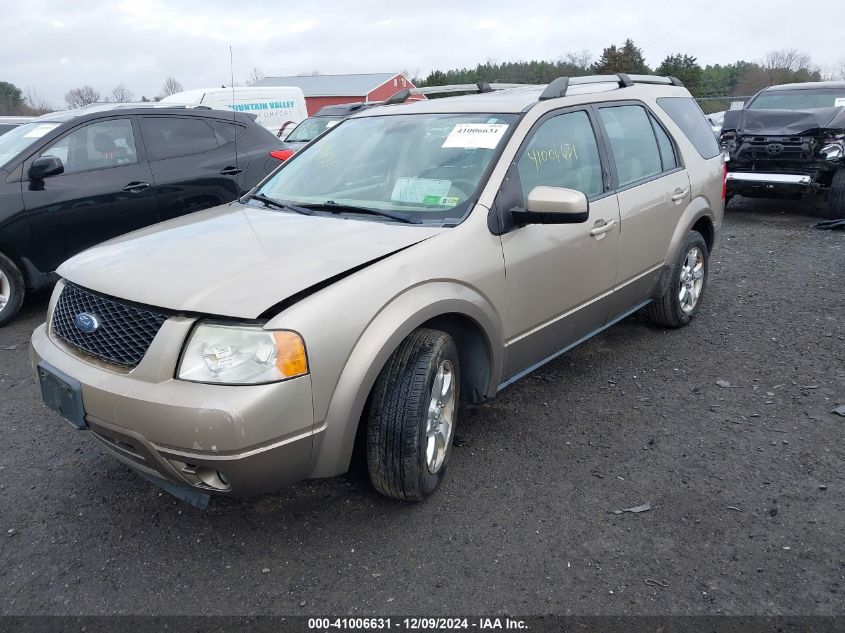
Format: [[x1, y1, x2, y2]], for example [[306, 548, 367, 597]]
[[307, 281, 504, 478]]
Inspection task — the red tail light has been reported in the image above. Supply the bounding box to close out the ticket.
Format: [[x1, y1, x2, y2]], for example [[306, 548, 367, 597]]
[[270, 149, 295, 162], [721, 163, 728, 200]]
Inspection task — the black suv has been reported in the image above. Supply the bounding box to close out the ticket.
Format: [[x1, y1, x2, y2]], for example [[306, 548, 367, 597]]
[[0, 104, 286, 325], [720, 81, 845, 219]]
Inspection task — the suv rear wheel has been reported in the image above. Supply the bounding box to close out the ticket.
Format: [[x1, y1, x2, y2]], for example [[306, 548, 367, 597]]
[[366, 328, 460, 501], [827, 168, 845, 220], [648, 231, 709, 328], [0, 252, 25, 327]]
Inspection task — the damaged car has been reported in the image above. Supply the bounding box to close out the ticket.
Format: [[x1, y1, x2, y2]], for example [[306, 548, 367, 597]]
[[30, 75, 724, 506], [720, 81, 845, 218]]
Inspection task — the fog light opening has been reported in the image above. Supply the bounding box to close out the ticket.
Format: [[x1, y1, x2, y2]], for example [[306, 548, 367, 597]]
[[195, 467, 231, 491]]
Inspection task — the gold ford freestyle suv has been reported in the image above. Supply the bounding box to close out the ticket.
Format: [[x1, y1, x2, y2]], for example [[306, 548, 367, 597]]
[[31, 75, 725, 506]]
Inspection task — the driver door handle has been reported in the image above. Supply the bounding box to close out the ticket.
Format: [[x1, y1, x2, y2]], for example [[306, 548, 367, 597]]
[[220, 166, 243, 176], [589, 219, 617, 237], [122, 182, 150, 193]]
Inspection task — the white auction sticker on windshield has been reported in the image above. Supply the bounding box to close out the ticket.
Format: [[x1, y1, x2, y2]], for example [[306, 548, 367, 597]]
[[391, 177, 452, 204], [442, 123, 508, 149], [835, 97, 845, 107]]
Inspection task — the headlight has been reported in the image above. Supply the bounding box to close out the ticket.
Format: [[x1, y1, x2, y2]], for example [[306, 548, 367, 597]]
[[178, 323, 308, 385]]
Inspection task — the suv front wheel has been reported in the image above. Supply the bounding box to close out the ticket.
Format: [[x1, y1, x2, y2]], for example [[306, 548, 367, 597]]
[[0, 252, 25, 327], [648, 231, 709, 328], [827, 168, 845, 220], [366, 328, 460, 501]]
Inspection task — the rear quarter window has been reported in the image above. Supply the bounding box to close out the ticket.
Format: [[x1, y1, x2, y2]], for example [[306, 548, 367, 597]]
[[656, 97, 719, 159]]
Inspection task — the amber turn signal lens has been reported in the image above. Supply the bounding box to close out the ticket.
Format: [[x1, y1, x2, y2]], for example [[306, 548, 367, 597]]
[[273, 331, 308, 378]]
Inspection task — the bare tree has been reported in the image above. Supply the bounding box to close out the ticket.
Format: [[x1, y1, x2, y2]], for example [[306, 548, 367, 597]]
[[562, 50, 594, 71], [297, 70, 322, 76], [246, 67, 264, 85], [160, 76, 183, 98], [110, 83, 134, 103], [24, 87, 53, 114], [761, 49, 818, 86], [762, 49, 813, 72], [65, 86, 101, 109]]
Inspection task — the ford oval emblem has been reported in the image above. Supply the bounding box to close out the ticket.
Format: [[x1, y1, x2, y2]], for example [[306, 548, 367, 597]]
[[74, 312, 100, 334]]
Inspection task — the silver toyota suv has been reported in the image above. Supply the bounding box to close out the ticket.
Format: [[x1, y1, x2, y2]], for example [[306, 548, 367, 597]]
[[31, 74, 725, 506]]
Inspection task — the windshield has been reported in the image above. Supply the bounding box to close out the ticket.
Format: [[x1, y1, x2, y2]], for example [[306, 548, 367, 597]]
[[0, 121, 61, 169], [748, 89, 845, 111], [260, 113, 517, 223], [285, 116, 343, 143]]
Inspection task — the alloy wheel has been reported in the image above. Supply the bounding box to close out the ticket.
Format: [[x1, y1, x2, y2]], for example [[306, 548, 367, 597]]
[[678, 247, 705, 313], [425, 359, 456, 474]]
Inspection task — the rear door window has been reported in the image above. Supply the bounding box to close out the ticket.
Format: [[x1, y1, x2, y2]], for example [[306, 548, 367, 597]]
[[598, 105, 662, 188], [516, 110, 604, 199], [656, 97, 720, 158], [140, 117, 220, 160], [650, 114, 678, 170]]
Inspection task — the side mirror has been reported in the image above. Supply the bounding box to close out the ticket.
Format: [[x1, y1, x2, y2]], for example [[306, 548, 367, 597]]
[[513, 186, 589, 225], [29, 156, 64, 181]]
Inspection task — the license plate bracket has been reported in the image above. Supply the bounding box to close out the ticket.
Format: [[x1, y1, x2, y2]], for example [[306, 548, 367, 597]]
[[37, 361, 86, 430]]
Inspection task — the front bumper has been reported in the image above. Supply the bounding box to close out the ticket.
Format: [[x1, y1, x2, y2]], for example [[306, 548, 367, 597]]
[[725, 171, 817, 198], [30, 321, 317, 497]]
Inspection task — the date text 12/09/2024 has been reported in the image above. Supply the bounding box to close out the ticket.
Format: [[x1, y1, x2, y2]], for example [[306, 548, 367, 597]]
[[307, 618, 528, 630]]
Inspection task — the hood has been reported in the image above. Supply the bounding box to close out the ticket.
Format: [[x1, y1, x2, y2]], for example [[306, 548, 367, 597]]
[[723, 107, 845, 136], [59, 203, 445, 319]]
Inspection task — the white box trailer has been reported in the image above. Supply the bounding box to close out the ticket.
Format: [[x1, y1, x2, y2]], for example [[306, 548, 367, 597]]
[[160, 86, 307, 137]]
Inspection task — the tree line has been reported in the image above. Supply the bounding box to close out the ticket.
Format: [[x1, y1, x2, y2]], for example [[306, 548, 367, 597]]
[[3, 43, 843, 116], [0, 76, 185, 116], [415, 41, 840, 97]]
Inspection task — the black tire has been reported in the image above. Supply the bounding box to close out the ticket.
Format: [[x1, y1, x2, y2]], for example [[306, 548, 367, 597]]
[[648, 231, 709, 328], [366, 328, 460, 501], [0, 252, 25, 328], [827, 169, 845, 220]]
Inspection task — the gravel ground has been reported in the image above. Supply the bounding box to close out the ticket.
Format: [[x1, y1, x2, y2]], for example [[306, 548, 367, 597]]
[[0, 198, 842, 616]]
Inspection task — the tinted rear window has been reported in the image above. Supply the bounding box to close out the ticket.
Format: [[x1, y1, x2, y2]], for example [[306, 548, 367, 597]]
[[140, 117, 220, 160], [656, 97, 719, 159]]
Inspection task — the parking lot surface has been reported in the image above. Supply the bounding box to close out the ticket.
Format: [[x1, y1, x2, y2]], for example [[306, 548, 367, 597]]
[[1, 199, 842, 615]]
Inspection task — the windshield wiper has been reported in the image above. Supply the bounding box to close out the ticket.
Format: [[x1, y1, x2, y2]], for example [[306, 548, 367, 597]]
[[249, 193, 314, 216], [303, 200, 422, 224]]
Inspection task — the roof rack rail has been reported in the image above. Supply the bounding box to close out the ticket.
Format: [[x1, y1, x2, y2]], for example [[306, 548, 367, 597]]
[[410, 82, 528, 96], [78, 102, 213, 111], [539, 73, 684, 100]]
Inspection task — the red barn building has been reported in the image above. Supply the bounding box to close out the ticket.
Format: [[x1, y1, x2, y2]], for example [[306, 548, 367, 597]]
[[252, 73, 423, 115]]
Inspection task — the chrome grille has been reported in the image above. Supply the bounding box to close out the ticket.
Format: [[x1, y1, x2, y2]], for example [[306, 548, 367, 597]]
[[52, 283, 170, 368]]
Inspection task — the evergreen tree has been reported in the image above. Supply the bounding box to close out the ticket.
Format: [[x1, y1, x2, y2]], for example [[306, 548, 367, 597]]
[[592, 39, 650, 74], [0, 81, 24, 115], [656, 54, 703, 96]]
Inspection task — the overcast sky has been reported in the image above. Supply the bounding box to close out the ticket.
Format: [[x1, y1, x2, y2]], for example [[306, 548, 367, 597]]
[[3, 0, 842, 107]]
